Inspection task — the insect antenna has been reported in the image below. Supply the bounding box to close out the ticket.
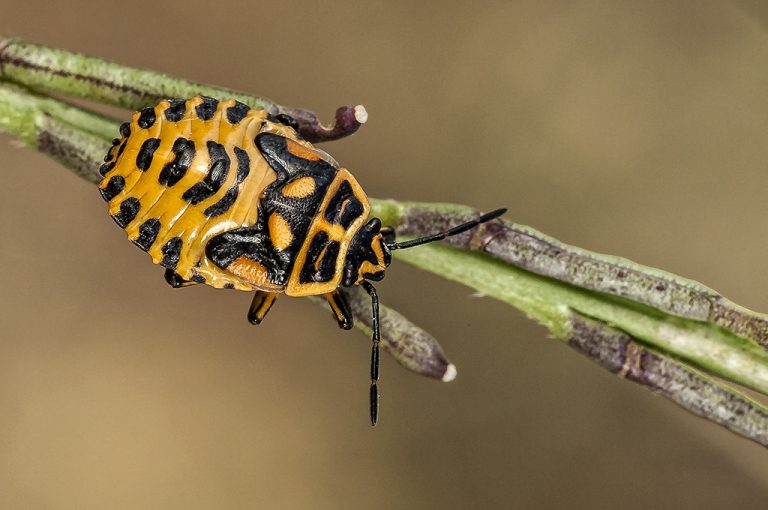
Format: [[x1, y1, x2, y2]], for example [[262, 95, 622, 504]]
[[361, 208, 505, 425], [361, 280, 380, 426], [386, 208, 507, 251]]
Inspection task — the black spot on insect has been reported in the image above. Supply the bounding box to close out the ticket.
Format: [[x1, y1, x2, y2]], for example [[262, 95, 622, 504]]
[[160, 237, 183, 270], [164, 98, 186, 122], [182, 141, 230, 204], [267, 113, 300, 131], [232, 147, 251, 182], [112, 197, 140, 228], [136, 138, 161, 171], [226, 101, 250, 124], [299, 231, 340, 284], [224, 283, 235, 289], [137, 107, 156, 129], [190, 274, 206, 284], [256, 133, 336, 184], [111, 138, 120, 146], [204, 187, 238, 218], [133, 218, 161, 252], [119, 122, 131, 137], [158, 138, 195, 187], [99, 161, 116, 176], [324, 180, 364, 228], [100, 175, 125, 202], [116, 139, 128, 160], [204, 147, 250, 217], [655, 283, 667, 292], [195, 96, 219, 121]]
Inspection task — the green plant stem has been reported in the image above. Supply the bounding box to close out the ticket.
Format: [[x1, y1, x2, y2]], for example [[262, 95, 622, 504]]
[[0, 82, 117, 145], [0, 83, 111, 181]]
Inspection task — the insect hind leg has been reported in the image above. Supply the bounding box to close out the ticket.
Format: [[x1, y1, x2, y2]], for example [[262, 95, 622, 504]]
[[164, 269, 200, 288]]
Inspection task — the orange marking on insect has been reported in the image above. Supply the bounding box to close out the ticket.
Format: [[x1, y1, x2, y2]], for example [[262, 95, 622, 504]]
[[285, 139, 323, 161], [268, 213, 294, 251], [228, 256, 271, 286], [268, 213, 293, 251], [314, 242, 331, 272], [282, 176, 316, 198]]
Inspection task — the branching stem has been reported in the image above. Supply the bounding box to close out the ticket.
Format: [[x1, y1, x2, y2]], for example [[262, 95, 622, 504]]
[[1, 39, 767, 447]]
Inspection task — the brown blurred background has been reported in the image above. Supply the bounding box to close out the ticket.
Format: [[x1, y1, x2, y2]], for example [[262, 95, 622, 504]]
[[2, 1, 768, 508]]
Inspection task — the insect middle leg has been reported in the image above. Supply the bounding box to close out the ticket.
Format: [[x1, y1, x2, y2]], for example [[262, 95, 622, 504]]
[[248, 291, 279, 325], [324, 290, 353, 330]]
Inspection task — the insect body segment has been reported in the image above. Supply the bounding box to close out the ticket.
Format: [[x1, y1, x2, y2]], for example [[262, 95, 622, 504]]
[[100, 96, 506, 425]]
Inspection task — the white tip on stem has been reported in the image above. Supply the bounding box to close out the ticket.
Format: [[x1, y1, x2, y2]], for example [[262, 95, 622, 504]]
[[354, 105, 368, 124], [442, 363, 457, 382]]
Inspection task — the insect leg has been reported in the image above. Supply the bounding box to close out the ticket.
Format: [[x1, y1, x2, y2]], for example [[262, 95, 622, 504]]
[[361, 280, 380, 426], [324, 290, 354, 330], [164, 269, 199, 288], [247, 291, 279, 325]]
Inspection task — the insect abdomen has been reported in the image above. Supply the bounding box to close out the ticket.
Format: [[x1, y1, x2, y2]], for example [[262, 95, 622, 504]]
[[98, 96, 278, 290]]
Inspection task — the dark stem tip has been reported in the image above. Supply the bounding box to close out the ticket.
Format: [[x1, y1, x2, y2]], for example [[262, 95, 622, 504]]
[[279, 104, 368, 144]]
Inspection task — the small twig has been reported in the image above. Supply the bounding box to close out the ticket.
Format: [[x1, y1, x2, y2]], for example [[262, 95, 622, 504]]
[[569, 312, 768, 447], [279, 104, 368, 143], [311, 287, 456, 381]]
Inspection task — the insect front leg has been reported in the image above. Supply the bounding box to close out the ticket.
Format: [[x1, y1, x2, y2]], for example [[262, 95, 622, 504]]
[[248, 291, 279, 325], [361, 280, 381, 426]]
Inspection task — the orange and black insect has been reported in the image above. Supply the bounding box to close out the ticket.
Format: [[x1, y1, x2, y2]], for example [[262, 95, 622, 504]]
[[98, 95, 505, 424]]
